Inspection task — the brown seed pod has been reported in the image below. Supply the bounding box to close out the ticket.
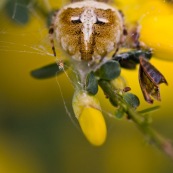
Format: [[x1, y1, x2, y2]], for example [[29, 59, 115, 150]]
[[139, 57, 168, 104]]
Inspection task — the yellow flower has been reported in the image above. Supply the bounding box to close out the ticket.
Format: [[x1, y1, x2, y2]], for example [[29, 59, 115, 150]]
[[140, 15, 173, 60], [79, 107, 107, 146], [138, 1, 173, 60], [72, 90, 107, 146], [115, 0, 173, 60]]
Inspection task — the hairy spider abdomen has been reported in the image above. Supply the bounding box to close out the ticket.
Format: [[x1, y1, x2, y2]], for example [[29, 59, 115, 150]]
[[52, 1, 124, 62]]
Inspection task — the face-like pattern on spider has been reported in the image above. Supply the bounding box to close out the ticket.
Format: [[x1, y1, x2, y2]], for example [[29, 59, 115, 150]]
[[53, 1, 123, 61]]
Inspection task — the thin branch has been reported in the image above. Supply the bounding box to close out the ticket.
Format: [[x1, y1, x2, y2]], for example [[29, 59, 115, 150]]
[[99, 79, 173, 160]]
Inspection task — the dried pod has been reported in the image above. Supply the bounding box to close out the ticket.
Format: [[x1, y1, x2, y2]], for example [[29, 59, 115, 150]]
[[139, 57, 168, 104]]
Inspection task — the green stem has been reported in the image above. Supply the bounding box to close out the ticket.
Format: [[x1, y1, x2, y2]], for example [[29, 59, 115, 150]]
[[99, 79, 173, 159]]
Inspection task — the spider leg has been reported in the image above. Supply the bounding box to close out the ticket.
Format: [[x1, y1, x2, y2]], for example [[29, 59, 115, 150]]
[[117, 10, 128, 47], [111, 12, 152, 70], [130, 26, 141, 49], [49, 24, 56, 57]]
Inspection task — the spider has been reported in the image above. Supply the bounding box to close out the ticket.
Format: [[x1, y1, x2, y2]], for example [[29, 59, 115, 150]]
[[33, 0, 168, 104]]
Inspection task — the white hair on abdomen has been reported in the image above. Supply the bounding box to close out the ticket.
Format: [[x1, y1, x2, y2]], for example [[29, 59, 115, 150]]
[[80, 8, 97, 50], [64, 1, 116, 11]]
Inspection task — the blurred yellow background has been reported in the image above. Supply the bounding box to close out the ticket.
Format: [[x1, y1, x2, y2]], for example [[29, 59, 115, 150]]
[[0, 0, 173, 173]]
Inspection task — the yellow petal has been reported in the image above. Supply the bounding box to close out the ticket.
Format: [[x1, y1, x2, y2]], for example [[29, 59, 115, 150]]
[[138, 1, 173, 19], [114, 0, 144, 22], [140, 15, 173, 60], [72, 90, 101, 119], [115, 0, 173, 23], [79, 107, 107, 146]]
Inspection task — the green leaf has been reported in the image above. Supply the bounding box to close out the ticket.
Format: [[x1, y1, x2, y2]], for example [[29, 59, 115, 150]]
[[5, 0, 30, 24], [109, 97, 118, 107], [115, 107, 125, 119], [31, 62, 67, 79], [138, 106, 160, 114], [95, 60, 121, 80], [123, 93, 140, 109], [86, 71, 98, 95]]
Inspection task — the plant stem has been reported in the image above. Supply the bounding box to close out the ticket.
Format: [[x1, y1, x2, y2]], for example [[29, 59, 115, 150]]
[[99, 79, 173, 159]]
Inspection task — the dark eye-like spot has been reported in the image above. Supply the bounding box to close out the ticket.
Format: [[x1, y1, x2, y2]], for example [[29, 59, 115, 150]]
[[123, 29, 128, 35], [71, 19, 82, 24], [95, 19, 105, 25], [95, 17, 109, 25], [49, 28, 54, 34]]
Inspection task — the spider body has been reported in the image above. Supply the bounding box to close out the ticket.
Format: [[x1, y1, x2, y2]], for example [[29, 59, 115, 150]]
[[47, 0, 167, 104], [49, 0, 124, 62]]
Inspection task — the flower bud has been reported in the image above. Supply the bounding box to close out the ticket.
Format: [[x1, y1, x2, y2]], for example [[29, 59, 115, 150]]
[[72, 90, 107, 146], [110, 76, 127, 91]]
